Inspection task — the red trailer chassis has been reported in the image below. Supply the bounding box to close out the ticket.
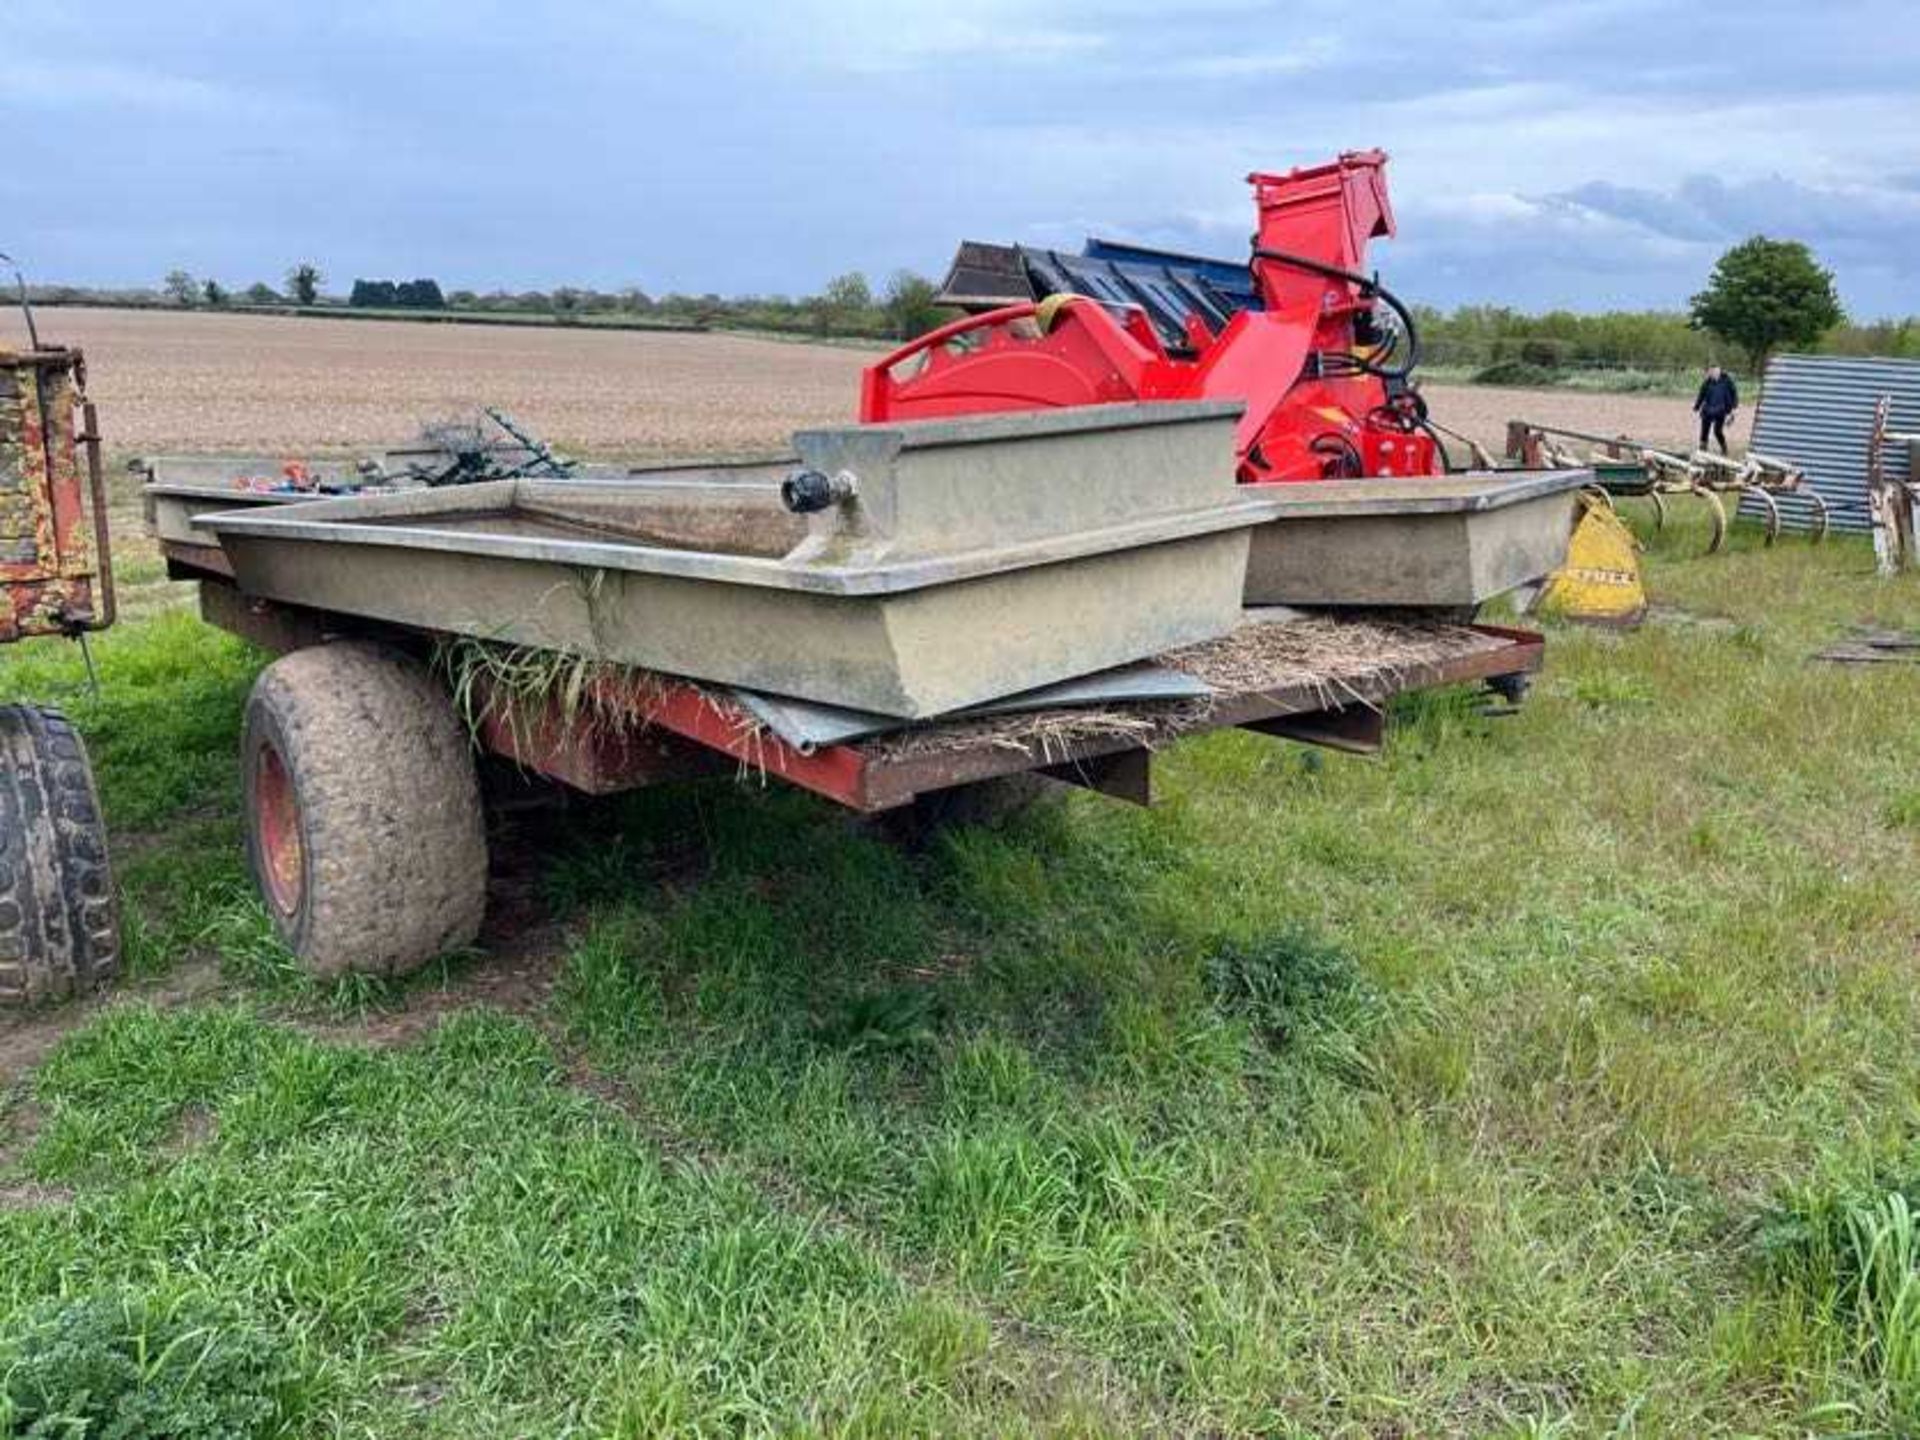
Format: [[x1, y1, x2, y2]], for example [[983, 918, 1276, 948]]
[[184, 562, 1542, 817]]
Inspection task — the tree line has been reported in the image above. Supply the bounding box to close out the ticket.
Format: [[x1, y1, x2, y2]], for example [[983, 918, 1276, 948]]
[[134, 265, 949, 341], [1421, 237, 1865, 382], [44, 237, 1900, 376]]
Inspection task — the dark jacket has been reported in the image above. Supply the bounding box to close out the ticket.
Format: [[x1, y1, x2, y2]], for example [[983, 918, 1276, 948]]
[[1694, 374, 1739, 417]]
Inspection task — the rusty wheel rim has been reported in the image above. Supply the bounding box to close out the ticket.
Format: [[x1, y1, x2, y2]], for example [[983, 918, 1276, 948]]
[[254, 743, 304, 916]]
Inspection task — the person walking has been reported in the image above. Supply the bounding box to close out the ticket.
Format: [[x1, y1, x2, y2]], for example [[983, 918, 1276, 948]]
[[1694, 364, 1739, 454]]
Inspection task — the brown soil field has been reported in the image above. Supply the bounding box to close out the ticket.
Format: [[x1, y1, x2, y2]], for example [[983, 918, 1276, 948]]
[[1422, 381, 1750, 461], [3, 306, 1748, 460]]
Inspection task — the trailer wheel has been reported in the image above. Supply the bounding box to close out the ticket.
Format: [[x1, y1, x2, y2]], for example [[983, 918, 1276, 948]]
[[0, 706, 120, 1008], [242, 643, 486, 979]]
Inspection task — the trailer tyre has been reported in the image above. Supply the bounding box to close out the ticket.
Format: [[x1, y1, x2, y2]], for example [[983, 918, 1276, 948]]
[[0, 705, 120, 1008], [242, 643, 486, 979]]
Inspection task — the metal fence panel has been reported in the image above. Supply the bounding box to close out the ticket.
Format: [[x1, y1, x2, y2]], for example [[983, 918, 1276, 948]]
[[1743, 354, 1920, 534]]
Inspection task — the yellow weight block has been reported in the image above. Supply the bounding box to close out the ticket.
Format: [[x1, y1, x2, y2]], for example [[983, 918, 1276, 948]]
[[1539, 495, 1646, 627]]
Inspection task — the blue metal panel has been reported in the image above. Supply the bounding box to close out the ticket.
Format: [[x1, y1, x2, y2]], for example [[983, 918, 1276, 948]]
[[1744, 354, 1920, 534], [1011, 241, 1258, 352], [1081, 239, 1262, 314], [935, 234, 1262, 353]]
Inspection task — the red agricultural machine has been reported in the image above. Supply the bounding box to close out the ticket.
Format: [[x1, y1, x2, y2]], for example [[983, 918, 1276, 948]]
[[856, 148, 1633, 620], [0, 293, 119, 1007], [861, 150, 1446, 484]]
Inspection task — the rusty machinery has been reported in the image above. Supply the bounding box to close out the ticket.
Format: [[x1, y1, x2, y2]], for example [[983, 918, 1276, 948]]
[[1505, 419, 1828, 554], [1865, 395, 1920, 575], [0, 272, 120, 1006]]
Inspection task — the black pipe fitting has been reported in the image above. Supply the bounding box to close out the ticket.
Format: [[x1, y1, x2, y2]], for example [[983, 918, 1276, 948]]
[[782, 469, 858, 514]]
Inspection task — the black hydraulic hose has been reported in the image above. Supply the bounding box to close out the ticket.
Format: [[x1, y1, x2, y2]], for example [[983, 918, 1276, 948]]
[[1309, 433, 1364, 479], [1251, 244, 1421, 380], [1417, 420, 1456, 474]]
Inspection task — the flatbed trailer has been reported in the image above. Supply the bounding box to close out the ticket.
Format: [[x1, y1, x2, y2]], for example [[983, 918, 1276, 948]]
[[159, 537, 1543, 980]]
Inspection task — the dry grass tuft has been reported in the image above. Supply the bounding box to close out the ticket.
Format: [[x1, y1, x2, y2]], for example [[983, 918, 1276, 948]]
[[1161, 611, 1507, 704]]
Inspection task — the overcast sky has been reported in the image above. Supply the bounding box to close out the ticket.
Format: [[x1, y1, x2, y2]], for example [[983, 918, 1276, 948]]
[[6, 1, 1916, 316]]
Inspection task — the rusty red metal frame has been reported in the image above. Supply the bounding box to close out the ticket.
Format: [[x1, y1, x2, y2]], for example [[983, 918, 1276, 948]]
[[1, 348, 114, 642], [187, 571, 1543, 815], [464, 622, 1543, 811]]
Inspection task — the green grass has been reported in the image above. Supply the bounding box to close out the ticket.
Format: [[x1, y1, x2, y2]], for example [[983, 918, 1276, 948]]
[[4, 1006, 1087, 1436], [3, 514, 1920, 1435]]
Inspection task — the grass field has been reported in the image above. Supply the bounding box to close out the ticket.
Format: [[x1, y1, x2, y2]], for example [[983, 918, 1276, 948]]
[[3, 500, 1918, 1436]]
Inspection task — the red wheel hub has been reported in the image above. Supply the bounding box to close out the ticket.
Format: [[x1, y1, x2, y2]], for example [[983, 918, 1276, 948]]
[[254, 743, 304, 915]]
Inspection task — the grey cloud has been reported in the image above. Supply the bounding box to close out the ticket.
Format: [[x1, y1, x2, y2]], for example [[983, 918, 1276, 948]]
[[2, 0, 1914, 319]]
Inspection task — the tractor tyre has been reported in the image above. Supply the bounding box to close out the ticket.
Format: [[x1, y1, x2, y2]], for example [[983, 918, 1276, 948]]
[[242, 642, 486, 979], [0, 705, 120, 1008]]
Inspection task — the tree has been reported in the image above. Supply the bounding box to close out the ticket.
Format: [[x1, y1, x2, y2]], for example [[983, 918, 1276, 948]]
[[883, 270, 946, 340], [1689, 237, 1844, 374], [244, 282, 280, 306], [285, 262, 323, 305], [814, 271, 873, 335], [395, 278, 445, 308], [202, 279, 228, 307], [162, 269, 197, 306]]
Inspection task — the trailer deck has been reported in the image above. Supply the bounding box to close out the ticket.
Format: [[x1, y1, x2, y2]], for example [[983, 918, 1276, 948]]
[[186, 569, 1541, 815]]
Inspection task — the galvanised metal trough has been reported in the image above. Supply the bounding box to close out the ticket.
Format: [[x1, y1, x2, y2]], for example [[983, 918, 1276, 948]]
[[141, 450, 696, 549], [1242, 469, 1590, 608], [194, 402, 1272, 718], [144, 480, 307, 549]]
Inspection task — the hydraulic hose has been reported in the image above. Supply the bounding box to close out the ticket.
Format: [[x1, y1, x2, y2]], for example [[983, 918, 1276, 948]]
[[1366, 402, 1456, 475], [1416, 421, 1456, 474], [1309, 433, 1365, 479], [1250, 244, 1421, 380]]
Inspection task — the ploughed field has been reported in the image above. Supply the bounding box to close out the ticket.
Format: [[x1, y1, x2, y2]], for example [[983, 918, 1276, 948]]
[[3, 305, 1751, 459]]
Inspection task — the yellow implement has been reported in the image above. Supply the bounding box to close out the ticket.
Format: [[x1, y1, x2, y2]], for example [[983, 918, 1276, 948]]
[[1538, 493, 1646, 627]]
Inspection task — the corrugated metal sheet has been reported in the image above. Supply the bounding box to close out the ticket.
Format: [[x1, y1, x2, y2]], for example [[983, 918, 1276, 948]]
[[1081, 239, 1262, 316], [1019, 247, 1250, 351], [732, 661, 1210, 751], [1743, 354, 1920, 534], [935, 236, 1259, 353]]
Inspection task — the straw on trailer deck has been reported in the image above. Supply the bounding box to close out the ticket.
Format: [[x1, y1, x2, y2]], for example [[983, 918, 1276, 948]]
[[427, 602, 1535, 803]]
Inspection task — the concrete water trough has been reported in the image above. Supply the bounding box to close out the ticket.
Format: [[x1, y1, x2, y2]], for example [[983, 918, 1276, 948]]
[[191, 402, 1271, 718], [1242, 469, 1590, 608]]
